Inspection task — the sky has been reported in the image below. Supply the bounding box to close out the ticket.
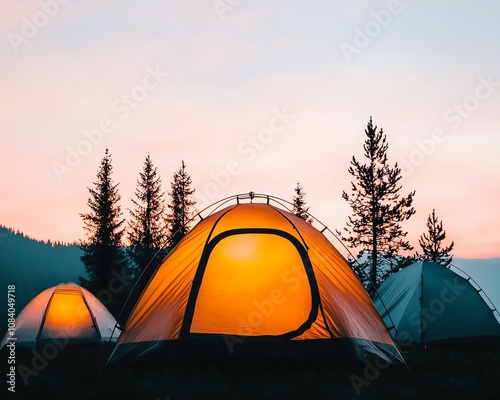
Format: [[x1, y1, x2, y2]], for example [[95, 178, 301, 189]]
[[1, 0, 500, 258]]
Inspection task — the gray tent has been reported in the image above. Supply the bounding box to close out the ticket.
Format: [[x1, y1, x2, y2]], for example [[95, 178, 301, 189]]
[[373, 261, 500, 344], [1, 283, 119, 349]]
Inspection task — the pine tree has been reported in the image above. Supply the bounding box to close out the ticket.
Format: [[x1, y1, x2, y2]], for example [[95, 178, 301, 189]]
[[166, 160, 196, 248], [128, 154, 169, 278], [341, 117, 416, 289], [292, 181, 313, 223], [417, 209, 454, 266], [79, 149, 130, 315]]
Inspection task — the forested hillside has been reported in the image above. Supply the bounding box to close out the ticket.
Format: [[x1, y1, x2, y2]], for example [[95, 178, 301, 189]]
[[0, 226, 87, 333]]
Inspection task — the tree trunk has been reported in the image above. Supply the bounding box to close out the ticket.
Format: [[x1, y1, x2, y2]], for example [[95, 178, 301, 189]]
[[371, 167, 377, 290], [371, 223, 377, 289]]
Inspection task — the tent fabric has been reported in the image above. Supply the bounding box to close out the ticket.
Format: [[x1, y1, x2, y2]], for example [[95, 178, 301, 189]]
[[0, 283, 119, 348], [109, 203, 403, 364], [373, 261, 500, 344]]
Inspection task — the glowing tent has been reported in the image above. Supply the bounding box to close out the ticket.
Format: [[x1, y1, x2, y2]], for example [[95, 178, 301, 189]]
[[0, 283, 119, 348], [108, 195, 403, 364], [373, 261, 500, 344]]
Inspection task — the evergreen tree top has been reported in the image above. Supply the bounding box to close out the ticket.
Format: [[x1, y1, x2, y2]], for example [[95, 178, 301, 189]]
[[80, 148, 125, 248], [418, 209, 454, 266], [127, 153, 168, 277], [292, 181, 313, 224], [166, 160, 197, 248]]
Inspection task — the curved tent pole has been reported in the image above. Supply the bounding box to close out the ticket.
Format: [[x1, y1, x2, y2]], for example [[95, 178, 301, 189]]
[[34, 284, 59, 347], [113, 192, 402, 330], [448, 263, 500, 322], [104, 192, 404, 364], [74, 284, 102, 341]]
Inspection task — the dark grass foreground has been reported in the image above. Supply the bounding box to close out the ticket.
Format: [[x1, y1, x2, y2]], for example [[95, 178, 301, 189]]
[[4, 343, 499, 400]]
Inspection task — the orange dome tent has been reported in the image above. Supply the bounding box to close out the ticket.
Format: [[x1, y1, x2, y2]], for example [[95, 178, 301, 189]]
[[1, 283, 119, 348], [108, 194, 403, 364]]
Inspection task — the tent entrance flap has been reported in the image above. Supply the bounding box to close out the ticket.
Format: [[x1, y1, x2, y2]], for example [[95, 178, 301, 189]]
[[40, 292, 99, 340], [189, 230, 317, 337]]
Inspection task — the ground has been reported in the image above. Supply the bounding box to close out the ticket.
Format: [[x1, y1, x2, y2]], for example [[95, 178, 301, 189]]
[[4, 343, 499, 400]]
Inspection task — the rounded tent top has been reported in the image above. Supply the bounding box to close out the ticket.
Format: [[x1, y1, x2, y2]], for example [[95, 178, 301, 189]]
[[109, 193, 404, 365], [373, 261, 500, 344], [1, 282, 119, 349]]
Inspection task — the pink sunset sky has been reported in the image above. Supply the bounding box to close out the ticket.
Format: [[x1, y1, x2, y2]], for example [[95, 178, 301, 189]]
[[1, 1, 499, 258]]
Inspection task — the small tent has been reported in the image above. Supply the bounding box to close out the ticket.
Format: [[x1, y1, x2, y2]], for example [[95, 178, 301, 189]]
[[108, 199, 403, 365], [373, 261, 500, 344], [1, 283, 119, 348]]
